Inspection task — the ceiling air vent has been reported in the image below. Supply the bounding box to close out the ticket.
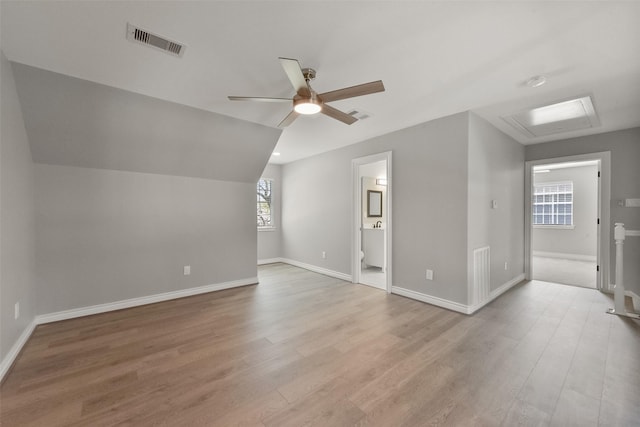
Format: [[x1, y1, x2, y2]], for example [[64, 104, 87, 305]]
[[502, 95, 600, 138], [126, 23, 185, 57], [347, 109, 371, 121]]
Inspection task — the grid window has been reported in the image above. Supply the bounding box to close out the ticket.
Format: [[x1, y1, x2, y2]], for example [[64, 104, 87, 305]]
[[532, 182, 573, 226], [257, 178, 273, 228]]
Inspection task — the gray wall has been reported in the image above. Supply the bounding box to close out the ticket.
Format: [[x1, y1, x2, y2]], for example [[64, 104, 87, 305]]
[[467, 113, 525, 293], [258, 163, 282, 261], [532, 165, 598, 258], [36, 164, 257, 314], [12, 63, 280, 184], [526, 128, 640, 294], [282, 113, 472, 304], [1, 51, 37, 362]]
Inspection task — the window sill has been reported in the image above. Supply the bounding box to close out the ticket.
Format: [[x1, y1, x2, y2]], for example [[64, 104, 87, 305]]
[[258, 227, 277, 232], [533, 225, 575, 230]]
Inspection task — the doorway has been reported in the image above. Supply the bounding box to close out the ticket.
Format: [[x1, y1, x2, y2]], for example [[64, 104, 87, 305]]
[[525, 152, 611, 291], [352, 152, 392, 292]]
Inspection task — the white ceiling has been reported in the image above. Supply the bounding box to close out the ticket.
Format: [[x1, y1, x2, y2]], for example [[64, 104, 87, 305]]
[[2, 1, 640, 165]]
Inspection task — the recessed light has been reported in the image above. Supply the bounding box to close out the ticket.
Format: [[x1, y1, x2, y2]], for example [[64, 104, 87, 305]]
[[525, 75, 547, 88], [271, 152, 281, 156]]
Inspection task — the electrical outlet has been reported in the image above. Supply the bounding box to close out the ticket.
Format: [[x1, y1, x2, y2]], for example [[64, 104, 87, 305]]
[[14, 302, 20, 320], [504, 261, 508, 270], [426, 269, 434, 280], [184, 265, 191, 276], [322, 251, 326, 259]]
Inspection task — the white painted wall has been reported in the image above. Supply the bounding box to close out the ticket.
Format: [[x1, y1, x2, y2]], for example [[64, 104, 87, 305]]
[[467, 113, 525, 294], [526, 128, 640, 295], [532, 165, 598, 259], [1, 51, 37, 363], [35, 164, 258, 314], [258, 163, 282, 262]]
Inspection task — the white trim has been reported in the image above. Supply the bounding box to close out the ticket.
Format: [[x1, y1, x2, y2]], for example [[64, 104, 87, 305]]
[[258, 227, 277, 232], [392, 273, 526, 315], [280, 258, 352, 282], [258, 257, 284, 265], [0, 319, 37, 382], [525, 152, 611, 291], [36, 277, 257, 325], [533, 225, 575, 230], [625, 290, 640, 312], [532, 251, 597, 263], [466, 274, 526, 314], [351, 151, 393, 293], [391, 286, 469, 314]]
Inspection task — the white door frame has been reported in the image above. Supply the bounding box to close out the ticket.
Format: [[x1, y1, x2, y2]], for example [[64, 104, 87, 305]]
[[352, 151, 392, 293], [525, 151, 611, 291]]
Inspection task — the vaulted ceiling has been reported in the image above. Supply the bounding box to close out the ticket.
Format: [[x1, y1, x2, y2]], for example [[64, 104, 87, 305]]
[[2, 1, 639, 165]]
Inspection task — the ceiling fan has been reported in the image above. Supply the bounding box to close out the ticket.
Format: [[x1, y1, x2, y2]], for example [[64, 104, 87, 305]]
[[228, 57, 385, 128]]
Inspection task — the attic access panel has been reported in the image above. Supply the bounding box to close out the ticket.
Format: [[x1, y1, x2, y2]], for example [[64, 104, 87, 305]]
[[502, 95, 600, 138]]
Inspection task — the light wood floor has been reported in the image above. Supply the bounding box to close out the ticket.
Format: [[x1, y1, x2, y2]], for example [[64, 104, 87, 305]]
[[1, 263, 639, 426]]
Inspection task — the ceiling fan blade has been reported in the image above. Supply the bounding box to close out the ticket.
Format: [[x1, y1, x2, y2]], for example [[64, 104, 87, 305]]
[[279, 57, 311, 97], [319, 80, 385, 103], [278, 110, 299, 128], [321, 104, 358, 125], [228, 96, 292, 102]]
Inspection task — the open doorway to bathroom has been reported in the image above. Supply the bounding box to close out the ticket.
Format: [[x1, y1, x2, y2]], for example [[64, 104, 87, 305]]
[[352, 152, 392, 292]]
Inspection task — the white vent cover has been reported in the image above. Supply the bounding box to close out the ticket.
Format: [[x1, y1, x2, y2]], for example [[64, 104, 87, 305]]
[[126, 23, 185, 57], [502, 95, 600, 138], [347, 109, 372, 121]]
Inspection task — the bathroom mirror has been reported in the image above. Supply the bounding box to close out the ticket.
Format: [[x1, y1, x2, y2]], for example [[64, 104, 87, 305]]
[[367, 190, 382, 217]]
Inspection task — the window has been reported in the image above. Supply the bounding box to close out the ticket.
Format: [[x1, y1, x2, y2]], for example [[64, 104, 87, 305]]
[[257, 178, 273, 228], [532, 181, 573, 226]]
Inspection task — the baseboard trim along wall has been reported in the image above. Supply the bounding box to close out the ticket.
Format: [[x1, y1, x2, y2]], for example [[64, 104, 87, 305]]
[[532, 251, 597, 263], [391, 286, 469, 314], [257, 258, 283, 266], [279, 258, 353, 282], [0, 276, 257, 382], [0, 319, 37, 382], [392, 273, 526, 315]]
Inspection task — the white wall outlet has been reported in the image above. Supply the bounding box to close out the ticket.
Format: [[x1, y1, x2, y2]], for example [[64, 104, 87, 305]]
[[491, 200, 498, 209], [14, 302, 20, 320], [322, 251, 326, 259], [504, 261, 508, 270], [426, 269, 434, 280], [183, 265, 191, 276]]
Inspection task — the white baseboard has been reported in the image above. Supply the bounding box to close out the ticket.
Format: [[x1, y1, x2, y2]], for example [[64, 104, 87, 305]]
[[36, 277, 258, 325], [626, 290, 640, 312], [533, 251, 597, 263], [392, 273, 526, 315], [0, 319, 37, 382], [258, 257, 284, 266], [391, 286, 469, 314], [466, 273, 526, 314], [279, 258, 352, 282]]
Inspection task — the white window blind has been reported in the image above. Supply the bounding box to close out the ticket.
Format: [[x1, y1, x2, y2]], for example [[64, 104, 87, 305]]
[[532, 181, 573, 226]]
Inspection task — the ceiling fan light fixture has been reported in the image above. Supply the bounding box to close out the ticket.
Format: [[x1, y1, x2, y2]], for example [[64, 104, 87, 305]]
[[293, 97, 322, 115]]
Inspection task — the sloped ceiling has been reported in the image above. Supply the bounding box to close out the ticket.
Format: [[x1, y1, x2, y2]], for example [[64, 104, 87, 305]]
[[2, 1, 640, 164], [12, 63, 280, 183]]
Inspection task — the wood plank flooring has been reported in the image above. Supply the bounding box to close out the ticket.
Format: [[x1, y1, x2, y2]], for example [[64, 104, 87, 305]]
[[1, 263, 639, 426]]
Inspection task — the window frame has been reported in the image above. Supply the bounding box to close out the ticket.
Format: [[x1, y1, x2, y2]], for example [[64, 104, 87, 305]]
[[532, 180, 575, 229], [257, 177, 275, 231]]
